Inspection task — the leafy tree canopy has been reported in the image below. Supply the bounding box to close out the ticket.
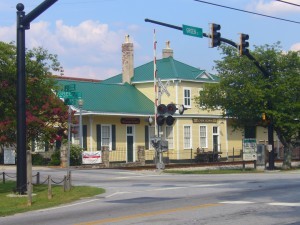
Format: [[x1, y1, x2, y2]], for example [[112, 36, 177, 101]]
[[195, 42, 300, 167], [0, 41, 73, 148]]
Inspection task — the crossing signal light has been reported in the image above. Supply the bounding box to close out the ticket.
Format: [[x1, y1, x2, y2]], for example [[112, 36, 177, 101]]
[[156, 103, 179, 126], [211, 23, 221, 48], [156, 104, 166, 126], [166, 103, 176, 115], [239, 33, 249, 56]]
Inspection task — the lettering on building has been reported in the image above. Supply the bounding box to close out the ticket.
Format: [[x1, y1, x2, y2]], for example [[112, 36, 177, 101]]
[[192, 118, 217, 123], [120, 118, 140, 124]]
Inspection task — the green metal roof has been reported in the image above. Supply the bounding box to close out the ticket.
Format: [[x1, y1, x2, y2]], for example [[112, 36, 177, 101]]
[[102, 56, 219, 84], [55, 79, 154, 115]]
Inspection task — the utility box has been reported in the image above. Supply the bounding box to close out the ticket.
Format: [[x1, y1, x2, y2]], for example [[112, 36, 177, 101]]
[[256, 144, 265, 167]]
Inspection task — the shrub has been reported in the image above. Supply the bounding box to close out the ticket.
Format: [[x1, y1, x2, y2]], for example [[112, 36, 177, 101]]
[[32, 153, 49, 165], [49, 150, 60, 166], [70, 145, 83, 166]]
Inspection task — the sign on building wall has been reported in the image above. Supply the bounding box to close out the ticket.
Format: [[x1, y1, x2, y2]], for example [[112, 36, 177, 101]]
[[120, 118, 140, 124], [192, 118, 217, 123], [82, 151, 102, 164], [4, 146, 16, 164], [243, 138, 257, 161]]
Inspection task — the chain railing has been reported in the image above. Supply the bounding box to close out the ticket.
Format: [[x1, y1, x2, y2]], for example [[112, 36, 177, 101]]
[[1, 171, 72, 197]]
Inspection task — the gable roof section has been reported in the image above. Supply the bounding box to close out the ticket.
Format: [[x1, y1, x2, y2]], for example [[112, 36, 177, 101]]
[[56, 79, 154, 116], [102, 57, 219, 84]]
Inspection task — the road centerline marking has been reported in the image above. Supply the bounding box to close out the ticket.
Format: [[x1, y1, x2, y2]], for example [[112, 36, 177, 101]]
[[75, 202, 222, 225]]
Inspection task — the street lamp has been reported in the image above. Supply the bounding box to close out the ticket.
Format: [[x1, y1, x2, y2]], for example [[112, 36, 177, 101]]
[[78, 98, 84, 148]]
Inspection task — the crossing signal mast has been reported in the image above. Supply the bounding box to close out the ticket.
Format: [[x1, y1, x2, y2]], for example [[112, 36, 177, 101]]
[[210, 23, 221, 47]]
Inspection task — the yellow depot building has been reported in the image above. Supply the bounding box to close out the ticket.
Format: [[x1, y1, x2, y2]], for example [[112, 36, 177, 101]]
[[56, 36, 279, 164]]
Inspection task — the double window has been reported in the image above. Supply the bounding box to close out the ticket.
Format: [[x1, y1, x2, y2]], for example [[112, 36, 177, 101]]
[[183, 88, 191, 108], [97, 124, 115, 151], [101, 125, 111, 148], [165, 126, 174, 149], [183, 125, 192, 149], [199, 125, 207, 148]]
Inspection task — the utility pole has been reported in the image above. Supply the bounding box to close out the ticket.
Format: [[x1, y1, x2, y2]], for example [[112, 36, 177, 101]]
[[16, 0, 58, 194]]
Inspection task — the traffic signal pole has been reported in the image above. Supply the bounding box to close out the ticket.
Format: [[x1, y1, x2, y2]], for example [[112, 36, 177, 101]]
[[145, 18, 275, 170], [16, 0, 58, 194]]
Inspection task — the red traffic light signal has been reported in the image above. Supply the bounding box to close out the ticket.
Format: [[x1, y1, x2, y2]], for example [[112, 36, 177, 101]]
[[157, 104, 167, 114], [167, 103, 176, 115]]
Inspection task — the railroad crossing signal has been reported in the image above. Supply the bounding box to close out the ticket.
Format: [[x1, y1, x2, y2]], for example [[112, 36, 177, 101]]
[[156, 103, 177, 126]]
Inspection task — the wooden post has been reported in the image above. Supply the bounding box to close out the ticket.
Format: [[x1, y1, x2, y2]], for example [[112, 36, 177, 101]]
[[48, 175, 52, 199], [27, 150, 32, 206], [68, 170, 71, 190], [36, 172, 40, 184], [63, 175, 67, 192]]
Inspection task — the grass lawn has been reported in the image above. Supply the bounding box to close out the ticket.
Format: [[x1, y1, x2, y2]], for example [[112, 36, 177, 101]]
[[0, 181, 105, 217]]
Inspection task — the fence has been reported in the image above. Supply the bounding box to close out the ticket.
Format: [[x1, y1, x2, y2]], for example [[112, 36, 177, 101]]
[[1, 170, 72, 205], [105, 145, 300, 165]]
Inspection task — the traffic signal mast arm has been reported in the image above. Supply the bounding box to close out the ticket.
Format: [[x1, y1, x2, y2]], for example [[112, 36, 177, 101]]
[[145, 18, 238, 48], [144, 18, 269, 77]]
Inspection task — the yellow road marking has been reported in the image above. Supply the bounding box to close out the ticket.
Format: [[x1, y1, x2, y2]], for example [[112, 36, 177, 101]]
[[76, 203, 222, 225]]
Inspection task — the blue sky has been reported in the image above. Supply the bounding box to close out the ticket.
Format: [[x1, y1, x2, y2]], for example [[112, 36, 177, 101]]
[[0, 0, 299, 80]]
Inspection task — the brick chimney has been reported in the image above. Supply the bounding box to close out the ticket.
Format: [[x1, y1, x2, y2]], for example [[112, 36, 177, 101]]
[[122, 35, 134, 84], [162, 40, 173, 58]]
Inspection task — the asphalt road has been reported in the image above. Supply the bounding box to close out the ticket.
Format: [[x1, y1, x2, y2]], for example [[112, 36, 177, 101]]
[[1, 166, 300, 225]]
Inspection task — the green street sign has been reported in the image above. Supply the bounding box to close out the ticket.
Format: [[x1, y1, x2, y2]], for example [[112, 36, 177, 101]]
[[64, 98, 76, 105], [57, 91, 73, 98], [71, 92, 82, 99], [182, 24, 203, 38], [64, 84, 76, 92], [57, 91, 82, 100]]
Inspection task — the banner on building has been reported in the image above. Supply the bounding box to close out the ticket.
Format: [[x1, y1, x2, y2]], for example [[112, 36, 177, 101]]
[[242, 138, 257, 161], [82, 151, 102, 164]]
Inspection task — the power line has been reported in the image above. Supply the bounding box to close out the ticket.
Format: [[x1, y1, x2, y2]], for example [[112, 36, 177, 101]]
[[194, 0, 300, 24], [275, 0, 300, 7]]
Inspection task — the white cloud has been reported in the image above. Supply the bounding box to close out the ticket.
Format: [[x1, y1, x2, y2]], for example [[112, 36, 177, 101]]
[[63, 65, 120, 80], [0, 24, 15, 43], [0, 20, 137, 79], [290, 43, 300, 51], [247, 0, 300, 14]]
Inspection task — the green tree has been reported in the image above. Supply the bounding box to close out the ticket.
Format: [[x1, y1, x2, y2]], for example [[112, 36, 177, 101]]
[[0, 41, 72, 149], [195, 42, 300, 169]]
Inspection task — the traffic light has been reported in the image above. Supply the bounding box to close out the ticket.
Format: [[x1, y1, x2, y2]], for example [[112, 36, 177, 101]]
[[211, 23, 221, 48], [262, 113, 266, 121], [239, 33, 249, 56], [156, 103, 177, 126]]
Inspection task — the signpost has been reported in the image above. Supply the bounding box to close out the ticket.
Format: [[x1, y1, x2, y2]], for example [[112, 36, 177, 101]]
[[182, 24, 203, 38], [56, 84, 82, 169], [16, 0, 58, 194], [242, 138, 257, 161]]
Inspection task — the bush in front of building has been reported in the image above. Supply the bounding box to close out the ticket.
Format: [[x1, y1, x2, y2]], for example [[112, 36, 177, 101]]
[[32, 153, 49, 165], [70, 144, 83, 166], [49, 144, 83, 166], [49, 150, 61, 166]]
